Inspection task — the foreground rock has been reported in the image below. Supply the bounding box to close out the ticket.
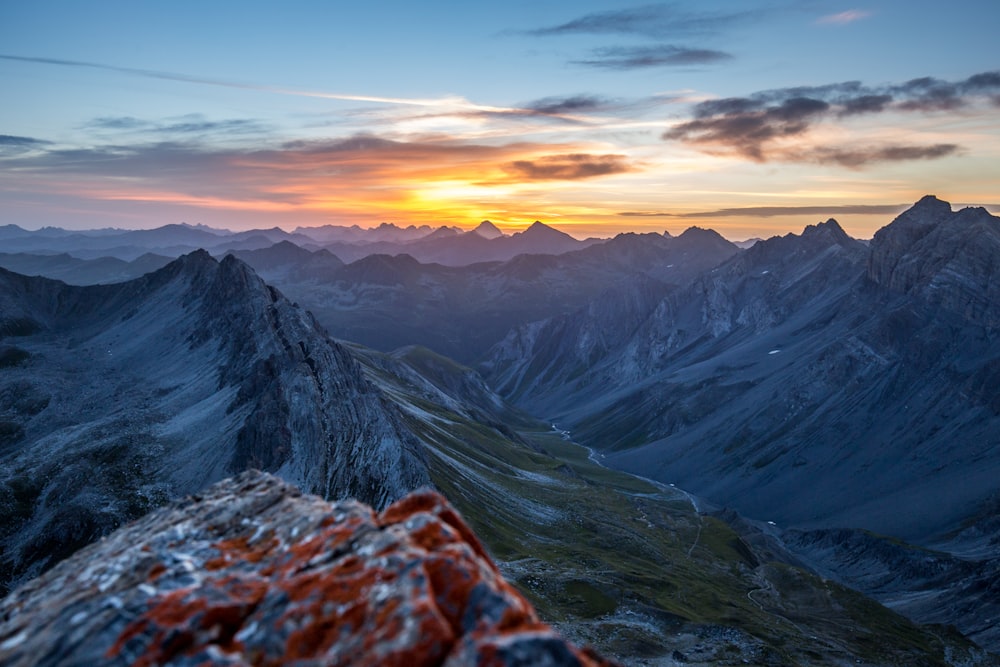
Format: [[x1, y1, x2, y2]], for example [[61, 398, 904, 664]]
[[0, 471, 616, 667]]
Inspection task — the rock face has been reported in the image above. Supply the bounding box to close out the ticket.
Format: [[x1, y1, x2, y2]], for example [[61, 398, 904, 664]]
[[868, 194, 1000, 328], [0, 471, 616, 667], [0, 252, 429, 593]]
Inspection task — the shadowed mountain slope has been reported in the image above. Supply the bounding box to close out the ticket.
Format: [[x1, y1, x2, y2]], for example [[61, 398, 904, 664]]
[[481, 198, 1000, 648], [0, 252, 429, 594], [248, 228, 738, 363]]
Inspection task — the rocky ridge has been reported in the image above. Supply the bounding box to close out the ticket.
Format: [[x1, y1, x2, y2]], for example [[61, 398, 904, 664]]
[[0, 252, 429, 593], [0, 471, 616, 667]]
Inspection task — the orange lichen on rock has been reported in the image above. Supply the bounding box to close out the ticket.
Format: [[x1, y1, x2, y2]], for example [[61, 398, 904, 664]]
[[0, 471, 619, 667]]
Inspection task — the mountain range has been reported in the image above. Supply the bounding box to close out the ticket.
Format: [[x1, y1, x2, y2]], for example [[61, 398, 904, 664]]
[[0, 219, 599, 265], [480, 196, 1000, 648], [2, 196, 999, 661]]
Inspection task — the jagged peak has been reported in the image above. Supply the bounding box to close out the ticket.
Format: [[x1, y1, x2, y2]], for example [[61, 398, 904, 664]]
[[801, 218, 852, 244], [177, 248, 217, 266]]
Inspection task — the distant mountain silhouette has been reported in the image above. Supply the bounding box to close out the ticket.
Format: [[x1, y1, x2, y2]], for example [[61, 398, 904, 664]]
[[472, 219, 503, 239]]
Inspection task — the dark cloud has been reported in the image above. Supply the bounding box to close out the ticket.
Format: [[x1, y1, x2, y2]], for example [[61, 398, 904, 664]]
[[0, 134, 52, 156], [665, 70, 999, 164], [892, 77, 963, 111], [0, 134, 51, 147], [838, 94, 893, 116], [504, 153, 632, 180], [524, 95, 612, 115], [527, 3, 761, 39], [666, 97, 829, 161], [619, 204, 910, 218], [809, 143, 960, 168], [964, 71, 1000, 91], [573, 45, 733, 70]]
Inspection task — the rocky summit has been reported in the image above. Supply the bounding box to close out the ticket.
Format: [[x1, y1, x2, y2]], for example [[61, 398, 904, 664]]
[[0, 471, 617, 667]]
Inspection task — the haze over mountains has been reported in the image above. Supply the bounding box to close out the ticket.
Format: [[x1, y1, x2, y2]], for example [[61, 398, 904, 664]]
[[2, 196, 1000, 661]]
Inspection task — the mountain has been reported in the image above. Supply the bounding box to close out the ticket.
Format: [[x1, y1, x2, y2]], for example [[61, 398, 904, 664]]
[[293, 221, 442, 244], [261, 229, 738, 363], [347, 343, 994, 665], [0, 252, 172, 285], [1, 236, 994, 663], [472, 219, 504, 239], [868, 195, 1000, 327], [481, 199, 1000, 647], [323, 220, 603, 266], [228, 240, 345, 283], [0, 224, 318, 261], [0, 252, 429, 593], [0, 472, 618, 667]]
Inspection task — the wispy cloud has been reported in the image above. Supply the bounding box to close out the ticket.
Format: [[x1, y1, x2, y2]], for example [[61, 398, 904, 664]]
[[0, 134, 52, 156], [664, 70, 1000, 165], [86, 114, 268, 136], [572, 45, 733, 70], [804, 143, 960, 167], [527, 3, 764, 39], [817, 9, 872, 25], [0, 53, 508, 112]]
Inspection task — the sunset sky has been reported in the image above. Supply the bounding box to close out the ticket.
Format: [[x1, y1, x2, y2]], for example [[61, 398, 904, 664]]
[[1, 1, 998, 239]]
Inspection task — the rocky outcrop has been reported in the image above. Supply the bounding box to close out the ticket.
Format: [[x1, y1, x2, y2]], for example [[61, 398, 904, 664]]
[[0, 471, 616, 667]]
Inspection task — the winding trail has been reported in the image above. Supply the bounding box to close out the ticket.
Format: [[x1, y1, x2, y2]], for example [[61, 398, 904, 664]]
[[558, 425, 704, 559]]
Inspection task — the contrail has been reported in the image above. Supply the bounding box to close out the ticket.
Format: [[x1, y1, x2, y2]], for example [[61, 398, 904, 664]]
[[0, 53, 479, 109]]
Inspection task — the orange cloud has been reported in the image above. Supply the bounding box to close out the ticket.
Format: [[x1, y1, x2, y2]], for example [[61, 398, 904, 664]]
[[0, 134, 642, 228]]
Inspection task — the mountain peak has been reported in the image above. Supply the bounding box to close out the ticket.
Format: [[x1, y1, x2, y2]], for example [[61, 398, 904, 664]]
[[868, 196, 1000, 326], [520, 221, 566, 239], [913, 193, 951, 211], [802, 218, 852, 245], [423, 226, 460, 240], [472, 219, 503, 239], [678, 226, 723, 241]]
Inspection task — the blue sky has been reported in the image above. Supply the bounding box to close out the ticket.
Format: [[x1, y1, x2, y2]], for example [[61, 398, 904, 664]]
[[1, 1, 998, 238]]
